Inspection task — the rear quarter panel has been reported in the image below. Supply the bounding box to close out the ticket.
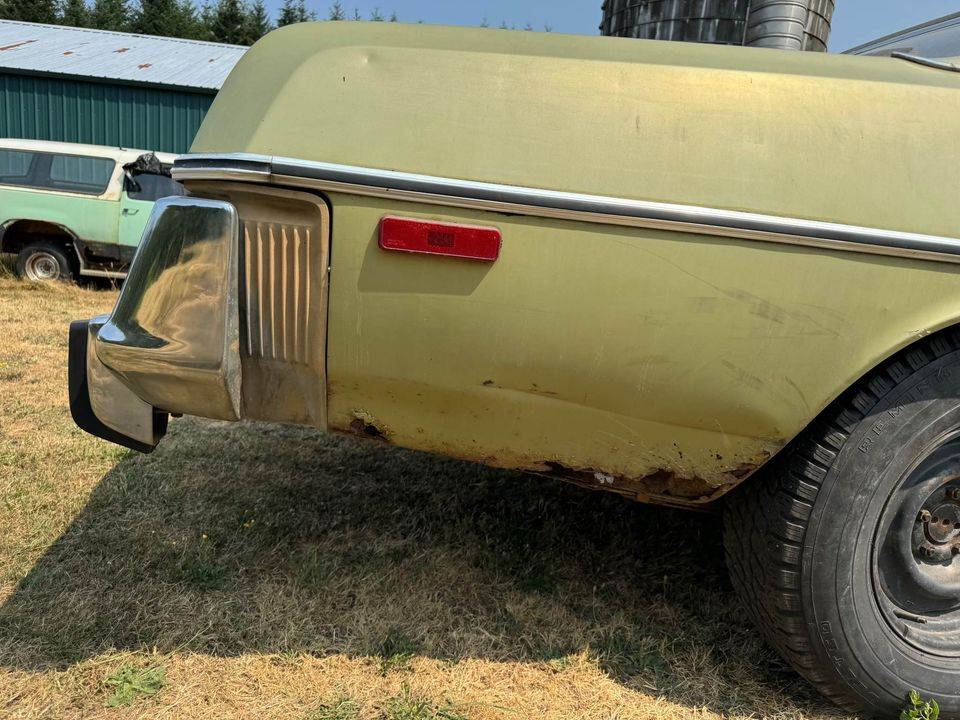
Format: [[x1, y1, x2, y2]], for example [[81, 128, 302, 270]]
[[326, 193, 960, 500], [187, 24, 960, 501]]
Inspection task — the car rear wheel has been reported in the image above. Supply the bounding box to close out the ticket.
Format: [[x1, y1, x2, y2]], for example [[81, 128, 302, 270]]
[[16, 242, 74, 283], [725, 332, 960, 717]]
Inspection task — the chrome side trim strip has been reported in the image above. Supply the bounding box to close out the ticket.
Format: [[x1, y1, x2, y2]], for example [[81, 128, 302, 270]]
[[80, 268, 127, 280], [892, 52, 960, 73], [173, 153, 960, 264]]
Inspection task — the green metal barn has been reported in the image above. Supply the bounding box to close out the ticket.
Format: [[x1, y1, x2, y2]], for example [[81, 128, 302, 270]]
[[0, 20, 246, 154]]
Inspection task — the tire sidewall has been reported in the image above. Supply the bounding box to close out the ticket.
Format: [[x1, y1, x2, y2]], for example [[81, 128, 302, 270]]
[[16, 243, 74, 282], [806, 351, 960, 715]]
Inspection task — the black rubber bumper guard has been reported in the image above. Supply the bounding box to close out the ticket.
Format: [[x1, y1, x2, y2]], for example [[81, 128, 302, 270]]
[[68, 319, 168, 453]]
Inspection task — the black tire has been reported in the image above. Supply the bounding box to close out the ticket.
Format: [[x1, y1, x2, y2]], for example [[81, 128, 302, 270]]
[[725, 331, 960, 718], [15, 242, 75, 283]]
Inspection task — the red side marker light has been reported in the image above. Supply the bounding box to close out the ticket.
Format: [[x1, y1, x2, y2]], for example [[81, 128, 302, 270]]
[[379, 216, 501, 262]]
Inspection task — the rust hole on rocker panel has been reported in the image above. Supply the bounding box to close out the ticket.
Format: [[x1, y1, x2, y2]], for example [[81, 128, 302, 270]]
[[347, 411, 391, 442], [540, 456, 770, 506]]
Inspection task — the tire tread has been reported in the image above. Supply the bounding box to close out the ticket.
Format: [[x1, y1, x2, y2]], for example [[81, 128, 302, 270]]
[[724, 332, 960, 714]]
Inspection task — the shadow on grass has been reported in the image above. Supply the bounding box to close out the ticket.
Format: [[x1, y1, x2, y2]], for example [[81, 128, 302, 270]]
[[0, 418, 833, 716]]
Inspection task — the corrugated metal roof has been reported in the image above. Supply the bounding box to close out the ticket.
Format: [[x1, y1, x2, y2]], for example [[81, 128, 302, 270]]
[[0, 20, 247, 91]]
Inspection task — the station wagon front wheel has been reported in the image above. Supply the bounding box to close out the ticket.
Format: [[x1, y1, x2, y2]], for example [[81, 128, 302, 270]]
[[16, 242, 74, 283], [725, 333, 960, 717]]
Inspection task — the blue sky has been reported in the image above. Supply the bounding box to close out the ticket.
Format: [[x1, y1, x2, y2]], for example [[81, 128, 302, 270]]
[[262, 1, 960, 52]]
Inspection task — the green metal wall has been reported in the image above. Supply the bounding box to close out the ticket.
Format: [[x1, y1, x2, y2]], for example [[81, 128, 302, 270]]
[[0, 71, 215, 154]]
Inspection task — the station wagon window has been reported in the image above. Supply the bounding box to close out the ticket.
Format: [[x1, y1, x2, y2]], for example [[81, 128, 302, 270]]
[[124, 172, 185, 202], [47, 155, 116, 194], [0, 150, 33, 183], [0, 148, 116, 195]]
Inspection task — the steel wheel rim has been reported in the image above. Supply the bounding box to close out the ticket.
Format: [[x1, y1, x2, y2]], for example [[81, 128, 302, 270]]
[[874, 432, 960, 657], [24, 252, 60, 281]]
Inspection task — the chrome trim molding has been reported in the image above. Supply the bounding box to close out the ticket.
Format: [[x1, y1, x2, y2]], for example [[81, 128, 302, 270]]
[[79, 267, 127, 280], [891, 52, 960, 73], [173, 153, 960, 264]]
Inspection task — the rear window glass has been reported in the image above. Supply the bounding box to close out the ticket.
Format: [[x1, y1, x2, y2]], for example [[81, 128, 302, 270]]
[[0, 148, 116, 195], [125, 173, 185, 202], [849, 15, 960, 58]]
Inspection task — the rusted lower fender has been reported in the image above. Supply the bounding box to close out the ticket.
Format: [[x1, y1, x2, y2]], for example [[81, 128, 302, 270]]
[[332, 378, 782, 509]]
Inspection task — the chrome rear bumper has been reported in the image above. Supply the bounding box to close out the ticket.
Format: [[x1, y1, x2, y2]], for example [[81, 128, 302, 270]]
[[69, 195, 242, 451]]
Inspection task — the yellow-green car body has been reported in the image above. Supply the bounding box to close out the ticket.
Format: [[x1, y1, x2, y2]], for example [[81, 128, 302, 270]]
[[67, 23, 960, 715], [162, 23, 960, 503]]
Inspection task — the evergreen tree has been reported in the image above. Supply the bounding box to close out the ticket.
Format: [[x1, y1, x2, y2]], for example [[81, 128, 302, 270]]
[[207, 0, 245, 43], [276, 0, 295, 25], [197, 1, 216, 38], [4, 0, 59, 23], [242, 0, 271, 43], [327, 1, 343, 20], [132, 0, 202, 39], [369, 6, 382, 21], [61, 0, 90, 26], [276, 0, 312, 26], [90, 0, 130, 31]]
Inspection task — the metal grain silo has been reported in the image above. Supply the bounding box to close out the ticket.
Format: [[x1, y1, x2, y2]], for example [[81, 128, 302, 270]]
[[744, 0, 835, 51], [599, 0, 834, 51], [600, 0, 751, 45]]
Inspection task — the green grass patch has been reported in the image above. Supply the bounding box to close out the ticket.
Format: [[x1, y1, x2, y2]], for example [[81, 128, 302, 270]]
[[103, 663, 166, 707], [377, 629, 420, 676], [308, 697, 361, 720], [384, 684, 468, 720]]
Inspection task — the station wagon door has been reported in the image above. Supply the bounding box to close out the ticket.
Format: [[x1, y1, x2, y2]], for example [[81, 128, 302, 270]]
[[119, 173, 185, 258]]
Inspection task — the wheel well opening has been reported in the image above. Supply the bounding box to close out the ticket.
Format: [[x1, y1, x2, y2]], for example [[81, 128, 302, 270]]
[[728, 320, 960, 503], [1, 220, 76, 256]]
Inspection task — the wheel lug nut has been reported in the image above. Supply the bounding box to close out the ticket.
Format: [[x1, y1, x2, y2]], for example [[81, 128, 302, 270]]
[[919, 509, 932, 523], [947, 488, 960, 500]]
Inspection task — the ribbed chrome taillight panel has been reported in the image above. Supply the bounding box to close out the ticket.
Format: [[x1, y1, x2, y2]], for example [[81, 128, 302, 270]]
[[182, 181, 330, 429], [242, 219, 317, 365]]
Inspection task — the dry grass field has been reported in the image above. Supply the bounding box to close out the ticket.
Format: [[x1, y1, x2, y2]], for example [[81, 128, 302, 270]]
[[0, 259, 853, 719]]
